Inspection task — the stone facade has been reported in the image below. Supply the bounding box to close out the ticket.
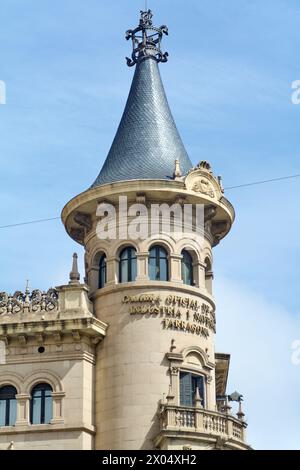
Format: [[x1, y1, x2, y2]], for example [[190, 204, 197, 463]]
[[0, 164, 251, 450], [0, 283, 107, 450], [0, 10, 251, 451]]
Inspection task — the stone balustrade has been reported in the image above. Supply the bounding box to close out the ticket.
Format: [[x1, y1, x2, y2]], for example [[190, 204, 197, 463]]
[[159, 404, 247, 443]]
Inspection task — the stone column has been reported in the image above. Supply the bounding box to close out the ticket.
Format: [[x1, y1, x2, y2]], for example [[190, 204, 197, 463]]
[[51, 392, 65, 424], [205, 270, 214, 295], [15, 394, 30, 426], [106, 256, 118, 285], [88, 266, 99, 290], [170, 254, 183, 283], [194, 261, 206, 289], [136, 252, 149, 280]]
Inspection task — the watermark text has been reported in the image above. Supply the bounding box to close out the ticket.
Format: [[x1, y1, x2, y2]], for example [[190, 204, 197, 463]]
[[0, 80, 6, 105], [291, 80, 300, 105]]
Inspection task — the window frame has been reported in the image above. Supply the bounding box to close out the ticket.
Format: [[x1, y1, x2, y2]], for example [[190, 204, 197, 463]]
[[99, 254, 107, 289], [119, 246, 137, 283], [30, 383, 53, 425], [0, 385, 17, 427], [181, 249, 194, 286], [148, 245, 169, 281]]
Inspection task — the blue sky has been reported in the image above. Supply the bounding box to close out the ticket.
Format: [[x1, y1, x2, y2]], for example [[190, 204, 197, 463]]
[[1, 0, 300, 449]]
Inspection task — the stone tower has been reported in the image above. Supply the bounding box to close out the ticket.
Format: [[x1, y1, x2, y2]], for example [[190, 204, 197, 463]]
[[62, 10, 250, 450]]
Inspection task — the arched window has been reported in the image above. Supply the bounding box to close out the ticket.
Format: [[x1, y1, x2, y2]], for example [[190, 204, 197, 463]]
[[99, 254, 107, 289], [0, 386, 17, 427], [119, 247, 137, 283], [149, 245, 169, 281], [182, 250, 194, 286], [30, 383, 53, 425]]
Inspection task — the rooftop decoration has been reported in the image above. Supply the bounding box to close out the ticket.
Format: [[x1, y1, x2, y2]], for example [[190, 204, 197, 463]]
[[126, 10, 169, 67]]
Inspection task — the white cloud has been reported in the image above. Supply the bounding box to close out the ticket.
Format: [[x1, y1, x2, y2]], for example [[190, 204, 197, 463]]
[[215, 275, 300, 450]]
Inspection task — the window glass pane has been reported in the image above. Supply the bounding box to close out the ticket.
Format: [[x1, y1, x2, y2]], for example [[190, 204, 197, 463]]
[[119, 248, 137, 282], [159, 258, 168, 281], [99, 255, 106, 288], [192, 375, 205, 407], [8, 399, 17, 426], [44, 396, 53, 424], [0, 386, 17, 399], [120, 260, 128, 282], [180, 373, 205, 407], [0, 400, 6, 427], [130, 256, 137, 281], [31, 397, 41, 424], [180, 372, 192, 407], [0, 386, 17, 427], [31, 384, 52, 425], [182, 251, 193, 286], [149, 246, 168, 281], [149, 256, 157, 280]]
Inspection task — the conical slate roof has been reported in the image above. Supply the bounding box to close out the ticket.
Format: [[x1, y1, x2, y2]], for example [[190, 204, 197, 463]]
[[91, 11, 193, 188]]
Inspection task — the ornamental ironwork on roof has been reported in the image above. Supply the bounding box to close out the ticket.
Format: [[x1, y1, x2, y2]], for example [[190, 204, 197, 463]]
[[91, 10, 193, 188]]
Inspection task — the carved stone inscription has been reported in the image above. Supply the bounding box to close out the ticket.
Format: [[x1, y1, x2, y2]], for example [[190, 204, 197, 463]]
[[122, 294, 216, 338]]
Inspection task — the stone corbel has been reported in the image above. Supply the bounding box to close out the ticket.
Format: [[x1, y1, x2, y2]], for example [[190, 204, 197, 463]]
[[92, 337, 101, 346], [53, 332, 62, 345], [204, 205, 217, 222], [70, 228, 85, 244], [211, 220, 230, 244], [74, 212, 92, 234], [136, 193, 146, 204], [35, 333, 44, 344], [72, 331, 81, 342], [18, 335, 27, 346], [175, 195, 186, 206]]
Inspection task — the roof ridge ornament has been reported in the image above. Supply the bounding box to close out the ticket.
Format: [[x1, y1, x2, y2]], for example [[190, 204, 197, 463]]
[[126, 10, 169, 67]]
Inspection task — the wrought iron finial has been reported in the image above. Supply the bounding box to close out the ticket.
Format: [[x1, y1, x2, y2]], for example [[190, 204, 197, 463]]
[[126, 10, 169, 67]]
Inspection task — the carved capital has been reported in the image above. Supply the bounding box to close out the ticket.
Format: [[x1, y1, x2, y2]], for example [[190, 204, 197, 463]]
[[170, 366, 179, 376]]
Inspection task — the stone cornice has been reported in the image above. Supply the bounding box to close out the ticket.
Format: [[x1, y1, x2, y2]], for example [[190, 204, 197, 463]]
[[62, 179, 234, 246], [0, 316, 107, 342], [4, 350, 97, 366], [0, 423, 96, 436]]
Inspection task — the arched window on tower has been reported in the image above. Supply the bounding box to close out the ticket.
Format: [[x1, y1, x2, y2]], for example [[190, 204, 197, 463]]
[[181, 250, 194, 286], [119, 247, 137, 283], [149, 245, 169, 281], [0, 386, 17, 427], [205, 257, 213, 294], [30, 383, 53, 425], [99, 254, 107, 289]]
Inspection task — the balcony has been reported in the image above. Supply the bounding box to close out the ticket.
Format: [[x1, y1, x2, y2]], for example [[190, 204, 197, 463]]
[[155, 404, 251, 450]]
